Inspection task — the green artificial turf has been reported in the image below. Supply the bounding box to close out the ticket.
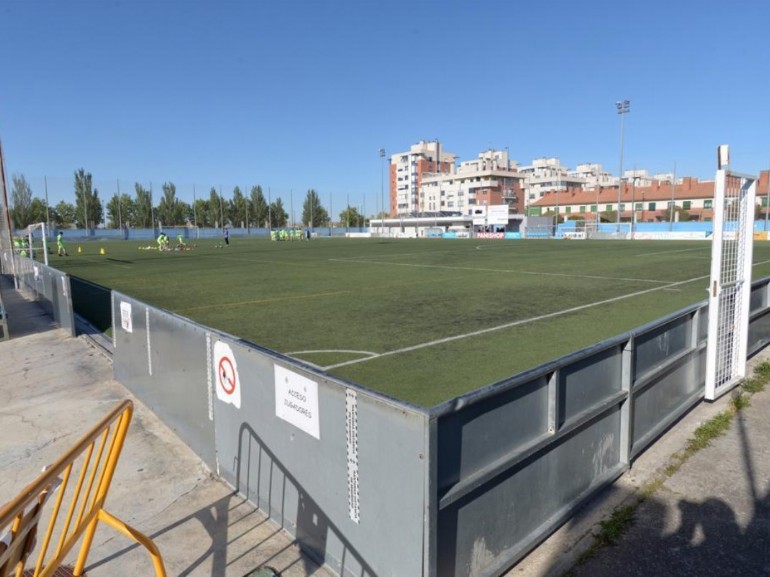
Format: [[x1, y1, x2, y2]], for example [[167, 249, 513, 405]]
[[49, 237, 770, 406]]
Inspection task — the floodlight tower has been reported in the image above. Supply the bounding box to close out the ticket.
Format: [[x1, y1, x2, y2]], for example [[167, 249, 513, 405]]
[[616, 99, 630, 232], [380, 148, 386, 236]]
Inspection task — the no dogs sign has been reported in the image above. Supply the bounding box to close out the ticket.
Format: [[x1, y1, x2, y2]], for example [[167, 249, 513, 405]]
[[213, 340, 241, 409]]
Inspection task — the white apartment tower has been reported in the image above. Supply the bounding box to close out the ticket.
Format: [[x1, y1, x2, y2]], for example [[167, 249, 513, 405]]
[[391, 141, 457, 215]]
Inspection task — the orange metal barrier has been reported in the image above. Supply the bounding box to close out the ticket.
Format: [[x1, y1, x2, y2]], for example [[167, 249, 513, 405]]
[[0, 400, 166, 577]]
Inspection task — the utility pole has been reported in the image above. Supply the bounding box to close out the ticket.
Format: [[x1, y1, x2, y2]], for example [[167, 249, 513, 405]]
[[380, 148, 386, 237], [765, 154, 770, 233], [116, 178, 122, 232], [616, 100, 631, 232], [670, 162, 677, 231]]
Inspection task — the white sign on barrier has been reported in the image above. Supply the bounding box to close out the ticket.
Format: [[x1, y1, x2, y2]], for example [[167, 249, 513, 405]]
[[213, 340, 241, 409], [275, 365, 320, 439], [120, 301, 133, 333]]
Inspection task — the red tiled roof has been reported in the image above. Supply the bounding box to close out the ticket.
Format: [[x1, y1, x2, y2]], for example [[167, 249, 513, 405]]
[[531, 178, 716, 208]]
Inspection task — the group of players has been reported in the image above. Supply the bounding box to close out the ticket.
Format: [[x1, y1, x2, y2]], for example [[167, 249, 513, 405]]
[[156, 232, 193, 251], [270, 228, 310, 241]]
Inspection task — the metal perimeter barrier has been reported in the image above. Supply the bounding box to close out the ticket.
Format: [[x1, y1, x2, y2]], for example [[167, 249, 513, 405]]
[[0, 400, 166, 577]]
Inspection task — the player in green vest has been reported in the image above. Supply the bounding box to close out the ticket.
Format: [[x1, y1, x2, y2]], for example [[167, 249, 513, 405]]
[[57, 231, 68, 256]]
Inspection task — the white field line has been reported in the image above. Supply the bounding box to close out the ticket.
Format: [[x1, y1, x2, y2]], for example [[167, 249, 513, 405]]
[[323, 275, 710, 370], [287, 349, 379, 358], [324, 258, 770, 371], [635, 247, 708, 257], [328, 258, 674, 285], [474, 244, 527, 251]]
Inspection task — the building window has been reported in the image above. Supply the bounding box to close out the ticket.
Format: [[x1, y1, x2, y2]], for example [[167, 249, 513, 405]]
[[580, 205, 586, 213], [683, 201, 691, 209], [605, 205, 612, 211], [704, 200, 712, 209], [619, 204, 625, 212], [591, 204, 598, 212], [565, 207, 572, 214], [649, 202, 656, 211], [635, 203, 643, 211]]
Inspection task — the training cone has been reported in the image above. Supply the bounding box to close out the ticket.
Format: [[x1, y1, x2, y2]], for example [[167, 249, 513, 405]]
[[99, 247, 106, 255], [77, 246, 82, 253]]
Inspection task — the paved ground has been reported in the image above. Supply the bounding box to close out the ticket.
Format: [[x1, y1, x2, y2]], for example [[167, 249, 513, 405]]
[[0, 275, 331, 577], [3, 272, 770, 577]]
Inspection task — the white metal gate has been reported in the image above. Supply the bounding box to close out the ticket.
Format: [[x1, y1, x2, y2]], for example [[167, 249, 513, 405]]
[[705, 168, 757, 400]]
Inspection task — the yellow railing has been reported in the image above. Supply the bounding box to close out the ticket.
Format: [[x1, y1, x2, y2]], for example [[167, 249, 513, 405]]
[[0, 400, 166, 577]]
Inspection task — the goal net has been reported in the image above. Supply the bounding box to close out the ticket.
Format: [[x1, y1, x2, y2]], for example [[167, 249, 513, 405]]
[[584, 221, 631, 239]]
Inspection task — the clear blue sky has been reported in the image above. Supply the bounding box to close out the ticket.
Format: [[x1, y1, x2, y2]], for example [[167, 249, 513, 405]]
[[1, 0, 769, 216]]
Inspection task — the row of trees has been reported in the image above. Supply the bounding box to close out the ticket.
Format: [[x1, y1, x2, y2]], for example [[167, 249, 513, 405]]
[[9, 170, 371, 230]]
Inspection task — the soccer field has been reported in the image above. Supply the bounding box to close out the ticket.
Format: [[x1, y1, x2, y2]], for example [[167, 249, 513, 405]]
[[51, 237, 770, 406]]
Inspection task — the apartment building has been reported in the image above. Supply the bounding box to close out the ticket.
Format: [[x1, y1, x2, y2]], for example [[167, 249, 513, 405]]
[[391, 141, 457, 216], [517, 158, 586, 207], [568, 163, 618, 189], [420, 149, 526, 215]]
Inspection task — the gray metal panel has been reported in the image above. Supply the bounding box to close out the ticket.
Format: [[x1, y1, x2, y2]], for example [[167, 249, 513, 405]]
[[436, 376, 549, 494], [632, 347, 705, 454], [634, 313, 692, 377], [558, 345, 621, 427], [748, 309, 770, 355], [42, 264, 75, 335], [112, 292, 216, 468], [749, 282, 766, 314], [212, 336, 429, 577], [10, 256, 75, 336], [436, 407, 623, 577]]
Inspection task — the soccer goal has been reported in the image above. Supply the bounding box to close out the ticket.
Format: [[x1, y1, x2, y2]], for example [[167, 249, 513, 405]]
[[584, 221, 631, 239], [25, 222, 50, 266], [705, 147, 757, 401]]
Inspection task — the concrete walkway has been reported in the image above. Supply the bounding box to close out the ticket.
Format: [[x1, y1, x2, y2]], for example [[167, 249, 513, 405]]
[[0, 275, 331, 577]]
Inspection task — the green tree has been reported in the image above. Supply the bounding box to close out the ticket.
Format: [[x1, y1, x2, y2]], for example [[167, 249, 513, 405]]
[[53, 201, 77, 227], [269, 198, 287, 227], [192, 198, 211, 227], [302, 189, 328, 228], [29, 197, 50, 225], [250, 185, 268, 228], [208, 188, 225, 228], [10, 174, 34, 228], [339, 206, 364, 230], [106, 193, 135, 229], [73, 168, 103, 229], [157, 182, 185, 226], [132, 183, 153, 228], [178, 200, 193, 224], [230, 186, 248, 228]]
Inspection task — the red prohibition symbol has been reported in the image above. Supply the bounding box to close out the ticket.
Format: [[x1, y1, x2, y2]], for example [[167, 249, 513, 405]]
[[218, 356, 236, 394]]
